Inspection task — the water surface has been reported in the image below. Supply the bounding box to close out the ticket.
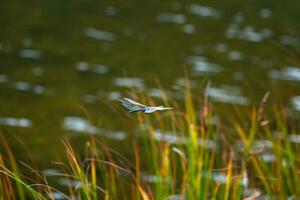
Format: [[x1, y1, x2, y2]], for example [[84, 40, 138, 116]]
[[0, 0, 300, 168]]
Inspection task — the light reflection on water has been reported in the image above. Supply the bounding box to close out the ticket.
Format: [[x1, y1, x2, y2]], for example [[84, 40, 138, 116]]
[[252, 140, 273, 149], [290, 96, 300, 115], [95, 65, 109, 74], [224, 8, 274, 43], [0, 117, 32, 128], [147, 88, 184, 100], [104, 6, 119, 16], [84, 27, 116, 42], [0, 74, 8, 83], [83, 94, 96, 104], [183, 24, 195, 34], [141, 171, 251, 186], [269, 67, 300, 82], [156, 13, 186, 24], [215, 43, 228, 53], [19, 49, 42, 59], [63, 116, 98, 134], [260, 153, 276, 163], [58, 178, 83, 189], [22, 38, 33, 48], [187, 55, 223, 74], [174, 78, 197, 88], [259, 8, 272, 19], [52, 192, 66, 200], [14, 81, 46, 94], [15, 81, 31, 91], [153, 129, 216, 149], [76, 62, 89, 71], [113, 77, 144, 89], [288, 134, 300, 143], [63, 116, 126, 140], [76, 62, 109, 74], [96, 90, 122, 100], [32, 85, 46, 94], [42, 168, 61, 176], [142, 174, 171, 183], [188, 4, 221, 18], [228, 50, 244, 61], [280, 35, 299, 47], [31, 67, 44, 76], [204, 86, 249, 105], [226, 25, 272, 43]]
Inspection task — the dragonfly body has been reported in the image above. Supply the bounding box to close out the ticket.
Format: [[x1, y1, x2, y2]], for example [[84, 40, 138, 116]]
[[119, 98, 173, 114]]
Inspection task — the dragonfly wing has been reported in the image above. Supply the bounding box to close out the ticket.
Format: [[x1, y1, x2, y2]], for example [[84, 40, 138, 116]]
[[120, 98, 146, 112]]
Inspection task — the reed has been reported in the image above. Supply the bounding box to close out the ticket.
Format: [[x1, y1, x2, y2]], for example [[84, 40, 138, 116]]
[[0, 80, 300, 199]]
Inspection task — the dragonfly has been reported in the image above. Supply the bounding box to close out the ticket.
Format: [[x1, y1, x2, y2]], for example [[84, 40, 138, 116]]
[[119, 98, 173, 114]]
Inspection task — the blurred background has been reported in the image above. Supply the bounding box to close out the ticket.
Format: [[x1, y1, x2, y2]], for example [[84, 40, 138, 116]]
[[0, 0, 300, 169]]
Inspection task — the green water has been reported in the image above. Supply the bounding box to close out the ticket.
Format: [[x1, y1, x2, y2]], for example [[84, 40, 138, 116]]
[[0, 0, 300, 171]]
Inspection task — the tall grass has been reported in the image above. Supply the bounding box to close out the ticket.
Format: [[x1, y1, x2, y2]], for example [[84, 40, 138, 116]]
[[1, 81, 300, 199]]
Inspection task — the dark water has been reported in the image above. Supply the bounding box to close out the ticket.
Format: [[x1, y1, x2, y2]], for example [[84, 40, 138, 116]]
[[1, 0, 300, 174]]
